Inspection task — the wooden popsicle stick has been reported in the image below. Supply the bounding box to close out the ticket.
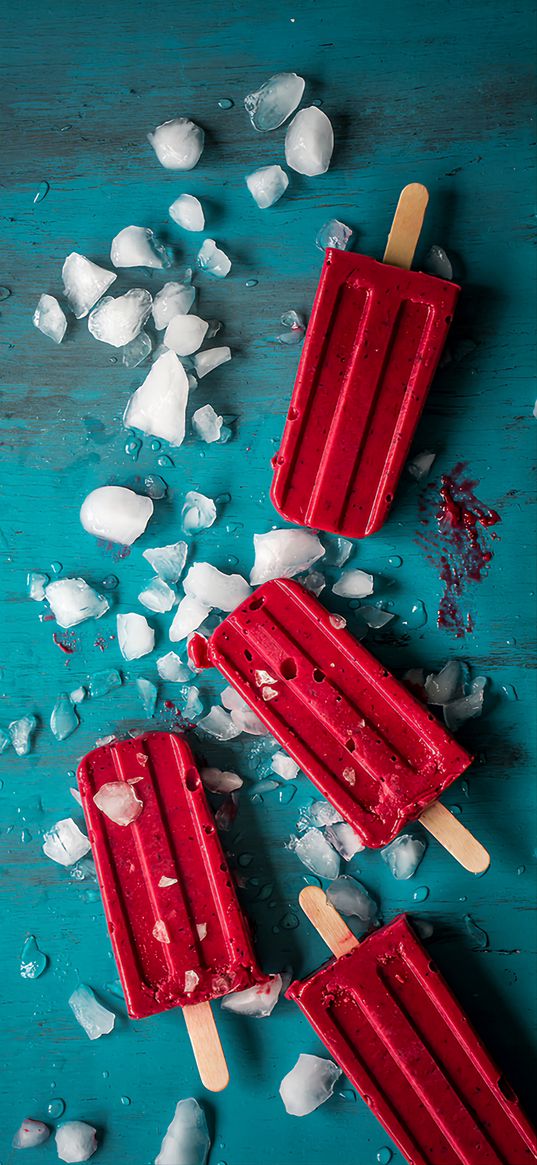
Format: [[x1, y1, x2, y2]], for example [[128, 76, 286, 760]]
[[419, 801, 490, 875], [299, 886, 360, 958], [183, 1001, 230, 1092], [383, 182, 429, 270]]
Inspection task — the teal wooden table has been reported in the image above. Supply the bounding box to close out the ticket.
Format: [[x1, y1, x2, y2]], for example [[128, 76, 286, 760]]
[[1, 1, 535, 1162]]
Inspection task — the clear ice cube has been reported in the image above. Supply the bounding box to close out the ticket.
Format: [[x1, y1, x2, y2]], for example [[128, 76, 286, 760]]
[[408, 450, 436, 480], [55, 1121, 98, 1163], [62, 253, 116, 319], [148, 118, 205, 170], [197, 706, 241, 740], [244, 72, 305, 131], [315, 219, 353, 251], [192, 346, 231, 378], [381, 834, 426, 880], [164, 314, 208, 356], [181, 490, 216, 533], [33, 294, 67, 343], [245, 165, 289, 208], [50, 693, 79, 741], [183, 562, 251, 611], [271, 751, 299, 781], [154, 1098, 210, 1165], [45, 578, 109, 628], [69, 984, 116, 1039], [169, 194, 205, 231], [359, 605, 394, 629], [94, 780, 144, 824], [325, 821, 364, 861], [122, 331, 152, 368], [80, 485, 153, 545], [27, 570, 49, 601], [9, 715, 37, 756], [110, 226, 169, 269], [143, 541, 187, 583], [87, 669, 122, 698], [250, 528, 324, 585], [425, 245, 453, 280], [43, 818, 91, 866], [444, 676, 487, 731], [169, 595, 211, 641], [123, 351, 190, 446], [157, 652, 190, 682], [301, 570, 325, 597], [136, 677, 158, 717], [279, 1053, 341, 1117], [425, 661, 466, 705], [277, 309, 306, 344], [117, 613, 155, 659], [285, 107, 334, 176], [88, 288, 152, 346], [222, 974, 283, 1017], [326, 875, 378, 924], [201, 766, 243, 793], [12, 1119, 50, 1149], [139, 577, 176, 613], [221, 686, 269, 735], [192, 403, 223, 443], [152, 281, 196, 330], [289, 828, 340, 879], [332, 569, 374, 599], [196, 239, 231, 278]]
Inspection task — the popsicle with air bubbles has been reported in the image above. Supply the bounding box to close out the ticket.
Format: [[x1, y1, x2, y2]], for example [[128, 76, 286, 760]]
[[77, 731, 265, 1091], [271, 183, 460, 538], [189, 578, 489, 873], [287, 887, 537, 1165]]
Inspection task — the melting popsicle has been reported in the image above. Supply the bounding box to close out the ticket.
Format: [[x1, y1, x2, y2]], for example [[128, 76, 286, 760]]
[[189, 578, 489, 872], [287, 887, 537, 1165], [77, 731, 265, 1090], [271, 183, 458, 538]]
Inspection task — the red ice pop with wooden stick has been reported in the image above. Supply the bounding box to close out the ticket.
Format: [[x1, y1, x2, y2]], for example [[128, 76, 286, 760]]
[[271, 183, 459, 538], [190, 579, 489, 873], [287, 887, 537, 1165], [77, 731, 265, 1091]]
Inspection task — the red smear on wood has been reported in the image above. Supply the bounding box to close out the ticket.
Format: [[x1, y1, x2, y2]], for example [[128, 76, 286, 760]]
[[96, 538, 131, 563], [94, 635, 107, 652], [53, 632, 75, 654]]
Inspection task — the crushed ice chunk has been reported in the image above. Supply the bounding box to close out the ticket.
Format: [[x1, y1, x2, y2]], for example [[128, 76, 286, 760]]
[[111, 226, 168, 270], [148, 118, 205, 170], [62, 253, 116, 318], [197, 239, 231, 278], [139, 577, 176, 613], [154, 1098, 210, 1165], [94, 781, 144, 824], [201, 766, 243, 793], [298, 800, 343, 829], [179, 684, 203, 720], [55, 1121, 97, 1163], [244, 72, 305, 131], [198, 706, 241, 740], [246, 165, 289, 208], [123, 350, 189, 446], [381, 834, 426, 880], [80, 485, 153, 545], [157, 652, 190, 682], [196, 922, 207, 940], [325, 821, 364, 861], [408, 450, 436, 480], [50, 693, 79, 741], [255, 669, 276, 685], [170, 595, 211, 641], [289, 828, 340, 879], [46, 578, 109, 628], [88, 669, 122, 698], [222, 973, 283, 1017], [326, 536, 353, 567], [117, 613, 155, 660], [193, 346, 231, 378], [12, 1118, 50, 1149], [164, 314, 208, 357], [316, 219, 353, 251], [43, 819, 91, 866], [69, 984, 116, 1039], [33, 294, 67, 343], [184, 970, 200, 993], [332, 569, 373, 599], [122, 331, 152, 368], [27, 570, 49, 601], [169, 194, 205, 231], [359, 605, 394, 629], [302, 571, 325, 596], [183, 562, 251, 611], [221, 685, 268, 735], [144, 541, 187, 583], [425, 661, 466, 705], [181, 490, 217, 533], [136, 677, 158, 717], [69, 686, 86, 704], [277, 309, 306, 344], [9, 715, 37, 756], [285, 107, 334, 176], [152, 281, 196, 329], [88, 288, 152, 346], [153, 920, 170, 943], [272, 751, 299, 781], [250, 528, 324, 585], [444, 677, 487, 732], [192, 403, 223, 443], [280, 1053, 341, 1117], [326, 875, 378, 924], [425, 245, 453, 280], [159, 876, 178, 887]]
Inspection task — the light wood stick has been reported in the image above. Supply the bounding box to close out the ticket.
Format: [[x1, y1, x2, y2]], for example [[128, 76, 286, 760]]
[[419, 801, 490, 874], [299, 886, 360, 957], [383, 182, 429, 270], [183, 1001, 229, 1092]]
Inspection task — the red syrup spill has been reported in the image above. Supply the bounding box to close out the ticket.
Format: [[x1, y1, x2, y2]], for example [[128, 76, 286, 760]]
[[417, 462, 500, 637], [52, 632, 75, 654], [96, 538, 131, 563]]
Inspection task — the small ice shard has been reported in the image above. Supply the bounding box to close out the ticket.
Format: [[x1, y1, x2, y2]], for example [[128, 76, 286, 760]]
[[272, 751, 299, 781], [408, 450, 436, 480], [170, 595, 211, 641], [144, 541, 187, 584], [332, 569, 374, 599], [425, 245, 453, 280], [13, 1118, 50, 1149], [192, 346, 231, 378], [139, 577, 176, 613], [154, 1098, 210, 1165], [326, 536, 353, 567], [136, 677, 158, 717], [124, 350, 189, 446], [289, 828, 340, 879], [157, 652, 190, 682], [123, 331, 152, 368], [315, 219, 353, 251], [222, 686, 268, 735], [196, 922, 207, 941], [152, 281, 196, 329], [185, 969, 200, 993], [70, 686, 86, 703], [164, 314, 208, 356], [88, 668, 122, 698], [250, 528, 324, 585], [222, 973, 283, 1017], [159, 876, 178, 888], [62, 253, 116, 318], [94, 780, 144, 824], [359, 605, 394, 629], [43, 819, 91, 866], [33, 293, 67, 343], [9, 715, 37, 756], [277, 309, 306, 344], [197, 239, 231, 278], [192, 403, 223, 443], [381, 834, 426, 880], [326, 875, 378, 924], [27, 570, 49, 601], [80, 485, 153, 545], [148, 118, 205, 170], [50, 693, 79, 741], [246, 165, 289, 209], [325, 821, 364, 861], [45, 578, 109, 628], [198, 706, 241, 740], [403, 667, 426, 692], [444, 677, 487, 732], [153, 920, 170, 943], [69, 983, 116, 1040], [304, 800, 344, 828], [169, 194, 205, 231], [180, 685, 204, 719], [302, 570, 325, 596], [280, 1053, 341, 1117], [201, 766, 243, 793], [183, 562, 251, 611], [117, 613, 154, 660], [111, 226, 168, 269], [88, 288, 152, 346], [285, 107, 334, 176], [181, 490, 217, 533], [244, 72, 305, 131], [425, 661, 466, 706], [55, 1122, 98, 1163], [20, 935, 48, 979]]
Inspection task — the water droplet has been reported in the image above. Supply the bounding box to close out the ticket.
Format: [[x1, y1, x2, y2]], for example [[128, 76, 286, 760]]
[[21, 828, 32, 844], [227, 555, 239, 567], [272, 925, 280, 934], [157, 454, 174, 468], [504, 968, 518, 986], [399, 599, 428, 629], [125, 437, 142, 460], [20, 935, 48, 978], [0, 286, 12, 301], [412, 886, 429, 902], [461, 779, 470, 797], [464, 913, 489, 950], [50, 561, 62, 575], [311, 97, 323, 107], [120, 1096, 131, 1106], [0, 779, 4, 791], [110, 356, 118, 364], [238, 853, 253, 868], [216, 492, 231, 505], [338, 1088, 356, 1102], [500, 683, 518, 701], [144, 473, 167, 499], [225, 521, 244, 535], [150, 439, 161, 451], [376, 1150, 393, 1165], [449, 804, 462, 816], [517, 865, 526, 875], [84, 888, 100, 903], [279, 910, 299, 930], [302, 874, 323, 888], [459, 895, 467, 902], [278, 784, 297, 804], [102, 1071, 109, 1080], [245, 279, 258, 287], [387, 555, 402, 568], [47, 1099, 66, 1119], [506, 636, 516, 646], [101, 574, 119, 591], [217, 98, 234, 109], [256, 883, 274, 901], [33, 180, 50, 204]]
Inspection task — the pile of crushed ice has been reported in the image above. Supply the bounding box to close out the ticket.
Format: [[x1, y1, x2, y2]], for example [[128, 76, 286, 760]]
[[405, 660, 488, 731]]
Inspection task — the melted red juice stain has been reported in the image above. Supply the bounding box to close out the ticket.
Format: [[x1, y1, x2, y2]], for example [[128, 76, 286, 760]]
[[52, 632, 76, 654]]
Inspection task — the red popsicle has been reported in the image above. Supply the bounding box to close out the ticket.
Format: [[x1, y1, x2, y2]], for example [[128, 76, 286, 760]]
[[287, 887, 537, 1165], [190, 578, 489, 872], [271, 183, 459, 538], [77, 731, 264, 1090]]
